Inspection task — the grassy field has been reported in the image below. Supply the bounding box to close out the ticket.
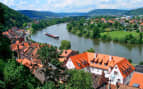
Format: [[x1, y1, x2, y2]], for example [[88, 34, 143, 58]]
[[100, 31, 141, 40]]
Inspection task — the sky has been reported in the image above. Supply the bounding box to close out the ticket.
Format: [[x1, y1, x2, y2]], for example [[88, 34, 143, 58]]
[[0, 0, 143, 12]]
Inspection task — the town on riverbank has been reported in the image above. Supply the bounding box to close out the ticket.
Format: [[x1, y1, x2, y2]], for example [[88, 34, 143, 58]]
[[1, 1, 143, 89], [2, 23, 143, 89]]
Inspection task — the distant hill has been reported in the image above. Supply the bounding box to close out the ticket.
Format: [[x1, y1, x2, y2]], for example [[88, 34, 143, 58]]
[[88, 9, 128, 16], [58, 12, 87, 17], [18, 8, 143, 19], [0, 3, 31, 30], [125, 8, 143, 15], [18, 10, 87, 19], [18, 10, 58, 19]]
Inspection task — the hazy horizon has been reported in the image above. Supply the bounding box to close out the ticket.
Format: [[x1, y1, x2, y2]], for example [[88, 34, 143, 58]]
[[0, 0, 143, 12]]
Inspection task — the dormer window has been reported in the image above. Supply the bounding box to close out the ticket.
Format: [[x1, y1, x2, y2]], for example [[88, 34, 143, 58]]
[[82, 60, 87, 65], [104, 63, 108, 66], [90, 60, 94, 64], [91, 58, 95, 64], [65, 51, 67, 54], [77, 62, 81, 67], [99, 62, 102, 65], [114, 71, 118, 75]]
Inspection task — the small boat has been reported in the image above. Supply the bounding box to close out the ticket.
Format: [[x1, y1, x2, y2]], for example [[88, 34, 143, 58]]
[[45, 33, 59, 39]]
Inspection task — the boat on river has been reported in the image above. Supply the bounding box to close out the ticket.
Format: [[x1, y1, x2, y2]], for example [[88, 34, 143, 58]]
[[45, 33, 59, 39]]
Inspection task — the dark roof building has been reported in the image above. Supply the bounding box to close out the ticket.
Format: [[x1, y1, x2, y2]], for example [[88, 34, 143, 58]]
[[135, 65, 143, 73]]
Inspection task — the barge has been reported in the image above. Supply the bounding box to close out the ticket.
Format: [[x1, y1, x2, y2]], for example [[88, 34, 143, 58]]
[[45, 33, 59, 39]]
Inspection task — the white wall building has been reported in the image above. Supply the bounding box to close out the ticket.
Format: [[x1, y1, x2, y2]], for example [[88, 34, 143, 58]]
[[66, 52, 135, 85]]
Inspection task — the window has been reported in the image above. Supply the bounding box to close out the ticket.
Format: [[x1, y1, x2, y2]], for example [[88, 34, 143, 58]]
[[114, 71, 118, 75], [82, 60, 87, 65], [104, 63, 108, 66], [77, 62, 81, 67], [117, 79, 120, 82], [90, 60, 94, 64]]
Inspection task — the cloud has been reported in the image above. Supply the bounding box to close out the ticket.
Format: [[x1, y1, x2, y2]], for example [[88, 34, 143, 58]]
[[0, 0, 143, 12], [0, 0, 15, 6]]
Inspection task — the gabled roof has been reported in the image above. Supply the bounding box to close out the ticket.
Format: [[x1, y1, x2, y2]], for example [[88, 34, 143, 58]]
[[24, 42, 29, 47], [117, 59, 135, 78], [88, 53, 126, 70], [31, 43, 39, 48], [119, 85, 140, 89], [108, 20, 114, 23], [59, 58, 66, 62], [69, 52, 134, 77], [140, 23, 143, 26], [129, 72, 143, 89], [11, 42, 24, 51], [129, 20, 135, 24], [101, 18, 106, 21], [135, 65, 143, 73], [60, 49, 73, 57], [70, 52, 89, 69], [17, 58, 32, 69]]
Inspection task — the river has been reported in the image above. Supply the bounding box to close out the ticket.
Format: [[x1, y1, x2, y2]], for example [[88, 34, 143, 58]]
[[31, 23, 143, 64]]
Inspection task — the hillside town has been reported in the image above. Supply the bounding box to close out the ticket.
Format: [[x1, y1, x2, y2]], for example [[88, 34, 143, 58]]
[[2, 25, 143, 89]]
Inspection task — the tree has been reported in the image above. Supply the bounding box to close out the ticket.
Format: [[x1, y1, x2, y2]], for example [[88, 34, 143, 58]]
[[139, 61, 143, 65], [0, 33, 12, 59], [4, 59, 40, 89], [0, 59, 5, 80], [86, 48, 95, 53], [60, 40, 71, 50], [128, 59, 132, 63], [67, 70, 93, 89], [139, 33, 143, 43], [38, 46, 60, 67], [0, 80, 5, 89]]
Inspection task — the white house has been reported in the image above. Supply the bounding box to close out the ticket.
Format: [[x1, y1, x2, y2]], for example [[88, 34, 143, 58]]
[[66, 52, 135, 85]]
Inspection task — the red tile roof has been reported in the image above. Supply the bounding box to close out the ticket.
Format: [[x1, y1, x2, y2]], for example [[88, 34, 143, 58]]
[[60, 49, 73, 57], [129, 72, 143, 89], [117, 59, 135, 78], [69, 52, 135, 78], [119, 85, 140, 89], [31, 43, 39, 48], [140, 23, 143, 26], [17, 59, 32, 69], [11, 43, 24, 51], [70, 52, 89, 69], [108, 20, 114, 23], [24, 42, 29, 47]]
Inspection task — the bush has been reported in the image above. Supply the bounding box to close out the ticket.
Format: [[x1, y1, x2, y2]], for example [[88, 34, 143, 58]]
[[67, 70, 93, 89], [128, 59, 132, 63], [139, 61, 143, 65], [60, 40, 71, 50], [101, 34, 107, 40], [86, 48, 95, 52], [106, 35, 111, 41], [113, 38, 119, 42]]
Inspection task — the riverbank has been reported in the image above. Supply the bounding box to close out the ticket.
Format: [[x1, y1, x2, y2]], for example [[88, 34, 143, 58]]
[[100, 31, 143, 44], [30, 17, 82, 34], [31, 23, 143, 64]]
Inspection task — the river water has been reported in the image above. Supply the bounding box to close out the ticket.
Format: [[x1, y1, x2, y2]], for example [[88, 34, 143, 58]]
[[31, 23, 143, 64]]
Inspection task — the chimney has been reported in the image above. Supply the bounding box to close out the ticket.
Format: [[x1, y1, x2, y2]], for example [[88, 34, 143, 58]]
[[65, 50, 67, 54], [95, 53, 97, 59], [109, 56, 112, 61]]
